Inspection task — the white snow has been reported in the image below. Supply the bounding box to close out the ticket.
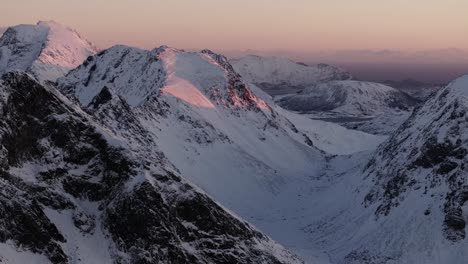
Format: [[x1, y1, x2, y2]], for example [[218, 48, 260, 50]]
[[0, 242, 51, 264], [231, 55, 351, 87], [43, 206, 114, 264], [60, 45, 164, 106], [8, 161, 50, 184], [0, 21, 97, 82], [249, 83, 386, 155], [279, 80, 415, 116], [280, 109, 386, 155], [160, 49, 221, 109]]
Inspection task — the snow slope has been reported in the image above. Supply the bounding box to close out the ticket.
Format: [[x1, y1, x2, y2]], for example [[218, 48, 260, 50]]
[[230, 55, 352, 95], [249, 83, 386, 155], [0, 21, 97, 82], [278, 80, 419, 116], [281, 110, 386, 155]]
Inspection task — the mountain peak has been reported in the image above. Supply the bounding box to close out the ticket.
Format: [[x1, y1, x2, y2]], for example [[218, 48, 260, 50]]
[[0, 21, 97, 82], [59, 45, 268, 111]]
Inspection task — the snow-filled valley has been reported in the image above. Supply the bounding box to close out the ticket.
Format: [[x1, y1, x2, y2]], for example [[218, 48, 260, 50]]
[[0, 21, 466, 264]]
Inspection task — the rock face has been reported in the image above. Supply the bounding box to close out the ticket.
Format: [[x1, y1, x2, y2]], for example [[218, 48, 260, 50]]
[[0, 72, 303, 264], [0, 21, 97, 82], [278, 80, 419, 116], [230, 55, 352, 96]]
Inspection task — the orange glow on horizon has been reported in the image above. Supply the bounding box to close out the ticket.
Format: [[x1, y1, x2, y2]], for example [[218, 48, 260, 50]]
[[0, 0, 467, 52]]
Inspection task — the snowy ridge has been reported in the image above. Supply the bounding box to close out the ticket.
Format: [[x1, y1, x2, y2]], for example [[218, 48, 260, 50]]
[[230, 55, 352, 94], [0, 21, 97, 82], [278, 80, 419, 116]]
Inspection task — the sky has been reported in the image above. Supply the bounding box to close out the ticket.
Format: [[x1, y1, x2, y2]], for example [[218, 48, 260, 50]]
[[0, 0, 467, 52]]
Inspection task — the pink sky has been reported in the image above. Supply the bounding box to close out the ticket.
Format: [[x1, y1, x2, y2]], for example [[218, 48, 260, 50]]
[[1, 0, 467, 52]]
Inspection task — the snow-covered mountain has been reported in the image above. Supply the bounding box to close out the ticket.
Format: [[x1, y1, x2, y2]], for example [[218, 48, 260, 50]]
[[55, 45, 392, 263], [296, 75, 468, 264], [0, 71, 305, 264], [278, 80, 419, 117], [0, 21, 97, 82], [5, 19, 462, 263], [57, 44, 324, 218], [230, 55, 352, 96], [357, 75, 468, 262]]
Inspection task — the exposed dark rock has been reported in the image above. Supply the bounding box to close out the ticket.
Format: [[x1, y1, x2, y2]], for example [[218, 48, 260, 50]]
[[105, 182, 285, 264], [88, 86, 113, 109]]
